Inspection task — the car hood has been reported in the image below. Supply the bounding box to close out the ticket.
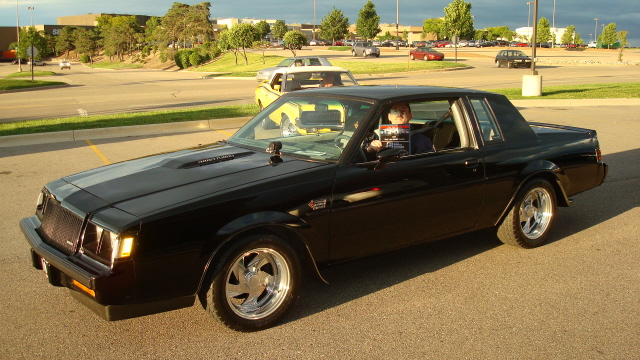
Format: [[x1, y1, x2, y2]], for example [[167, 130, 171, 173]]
[[60, 143, 327, 216]]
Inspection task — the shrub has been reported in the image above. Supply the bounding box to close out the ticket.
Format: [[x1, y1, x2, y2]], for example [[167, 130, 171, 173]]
[[80, 54, 90, 63], [189, 52, 203, 67], [179, 50, 192, 68]]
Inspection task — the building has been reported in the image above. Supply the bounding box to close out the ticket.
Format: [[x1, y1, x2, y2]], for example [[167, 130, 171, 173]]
[[515, 26, 567, 43]]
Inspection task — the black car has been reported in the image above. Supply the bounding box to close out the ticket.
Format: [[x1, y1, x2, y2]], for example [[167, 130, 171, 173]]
[[21, 86, 607, 332], [495, 49, 532, 68]]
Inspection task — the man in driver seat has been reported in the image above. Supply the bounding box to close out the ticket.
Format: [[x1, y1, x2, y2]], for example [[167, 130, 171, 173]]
[[365, 102, 435, 157]]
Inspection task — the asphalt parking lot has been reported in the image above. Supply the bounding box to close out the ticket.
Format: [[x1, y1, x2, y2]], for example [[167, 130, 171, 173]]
[[1, 102, 639, 358]]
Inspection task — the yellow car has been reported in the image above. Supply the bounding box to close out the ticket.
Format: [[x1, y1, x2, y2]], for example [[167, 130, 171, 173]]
[[255, 66, 359, 136]]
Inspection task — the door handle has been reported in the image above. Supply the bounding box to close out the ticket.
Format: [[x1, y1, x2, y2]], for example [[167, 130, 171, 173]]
[[465, 159, 480, 168]]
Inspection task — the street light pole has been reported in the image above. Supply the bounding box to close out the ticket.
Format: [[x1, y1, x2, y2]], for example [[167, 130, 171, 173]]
[[312, 0, 316, 41], [16, 0, 22, 71], [526, 2, 532, 43], [594, 18, 599, 44], [27, 6, 34, 82], [552, 0, 556, 48], [395, 0, 399, 50]]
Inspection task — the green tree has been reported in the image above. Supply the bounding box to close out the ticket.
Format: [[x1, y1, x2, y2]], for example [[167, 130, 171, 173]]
[[56, 26, 77, 59], [536, 17, 551, 43], [356, 1, 381, 40], [377, 31, 394, 41], [144, 16, 162, 55], [182, 2, 214, 46], [161, 2, 190, 49], [18, 27, 49, 61], [319, 7, 350, 44], [599, 23, 617, 49], [218, 28, 240, 64], [272, 20, 288, 40], [442, 0, 474, 41], [616, 30, 628, 61], [402, 29, 409, 41], [254, 20, 271, 41], [74, 28, 98, 63], [283, 30, 307, 56], [561, 25, 575, 44], [252, 40, 271, 64], [484, 26, 511, 41], [422, 18, 443, 40], [230, 23, 257, 65]]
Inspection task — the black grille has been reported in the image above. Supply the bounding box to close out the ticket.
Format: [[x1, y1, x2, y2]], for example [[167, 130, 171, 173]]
[[39, 196, 83, 255]]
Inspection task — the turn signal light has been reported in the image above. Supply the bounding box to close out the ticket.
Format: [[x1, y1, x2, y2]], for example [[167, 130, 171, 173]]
[[72, 280, 96, 297]]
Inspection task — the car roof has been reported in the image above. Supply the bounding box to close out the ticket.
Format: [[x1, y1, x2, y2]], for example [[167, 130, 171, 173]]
[[285, 56, 328, 60], [281, 85, 495, 102], [272, 65, 351, 75]]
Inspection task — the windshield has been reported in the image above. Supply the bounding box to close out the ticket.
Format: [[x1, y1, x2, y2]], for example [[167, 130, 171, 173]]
[[229, 95, 373, 162], [282, 71, 358, 92], [278, 58, 295, 66]]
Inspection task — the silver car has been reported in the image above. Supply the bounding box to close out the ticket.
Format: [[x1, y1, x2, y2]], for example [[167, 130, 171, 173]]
[[351, 42, 380, 58], [256, 56, 332, 81]]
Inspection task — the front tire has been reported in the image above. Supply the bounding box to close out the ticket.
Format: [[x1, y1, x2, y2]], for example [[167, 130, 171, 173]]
[[202, 234, 300, 332], [497, 179, 557, 248]]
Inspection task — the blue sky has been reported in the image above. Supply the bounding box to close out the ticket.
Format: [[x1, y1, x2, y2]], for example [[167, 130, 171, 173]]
[[1, 0, 638, 46]]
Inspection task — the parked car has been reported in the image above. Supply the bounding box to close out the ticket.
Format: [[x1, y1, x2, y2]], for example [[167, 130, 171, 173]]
[[588, 41, 597, 48], [351, 41, 380, 58], [21, 86, 608, 332], [435, 41, 451, 48], [254, 65, 358, 115], [409, 46, 445, 61], [344, 39, 355, 47], [333, 40, 344, 46], [59, 60, 71, 70], [255, 56, 332, 81], [27, 60, 46, 66], [495, 49, 532, 68]]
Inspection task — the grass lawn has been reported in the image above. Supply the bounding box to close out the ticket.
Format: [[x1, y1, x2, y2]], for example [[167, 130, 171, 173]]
[[0, 78, 67, 91], [490, 82, 640, 100], [87, 62, 144, 69], [195, 52, 466, 77], [0, 104, 259, 137], [4, 70, 57, 78]]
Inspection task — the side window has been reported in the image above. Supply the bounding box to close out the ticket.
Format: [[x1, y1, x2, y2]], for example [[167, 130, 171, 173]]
[[470, 98, 503, 144], [308, 58, 321, 66]]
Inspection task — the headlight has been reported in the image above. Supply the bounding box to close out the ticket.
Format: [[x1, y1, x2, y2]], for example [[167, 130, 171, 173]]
[[83, 223, 135, 265]]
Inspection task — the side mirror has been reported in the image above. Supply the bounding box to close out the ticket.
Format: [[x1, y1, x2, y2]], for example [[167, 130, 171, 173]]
[[273, 84, 281, 91]]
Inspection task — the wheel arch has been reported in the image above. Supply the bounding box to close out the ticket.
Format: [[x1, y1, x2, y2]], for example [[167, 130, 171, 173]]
[[197, 211, 328, 296], [495, 160, 571, 227]]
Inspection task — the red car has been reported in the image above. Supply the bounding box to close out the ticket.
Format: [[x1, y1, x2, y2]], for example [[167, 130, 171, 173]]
[[409, 46, 445, 61], [435, 41, 451, 48]]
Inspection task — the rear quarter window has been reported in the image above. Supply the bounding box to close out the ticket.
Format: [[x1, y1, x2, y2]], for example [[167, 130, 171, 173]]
[[470, 98, 503, 144]]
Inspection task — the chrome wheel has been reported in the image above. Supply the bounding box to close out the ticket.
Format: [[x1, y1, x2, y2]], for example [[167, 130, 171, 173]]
[[497, 179, 557, 248], [519, 187, 553, 240], [224, 248, 291, 320], [280, 116, 298, 137]]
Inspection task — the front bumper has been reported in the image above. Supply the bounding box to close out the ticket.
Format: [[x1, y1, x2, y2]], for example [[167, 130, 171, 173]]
[[20, 215, 194, 321]]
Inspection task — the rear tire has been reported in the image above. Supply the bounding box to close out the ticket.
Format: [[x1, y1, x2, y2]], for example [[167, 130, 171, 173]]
[[497, 179, 557, 248], [201, 234, 300, 332], [496, 61, 501, 68], [410, 54, 415, 60], [352, 51, 357, 57]]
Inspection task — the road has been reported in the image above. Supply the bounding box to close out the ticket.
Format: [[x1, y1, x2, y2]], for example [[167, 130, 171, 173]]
[[1, 47, 639, 123], [1, 48, 639, 359]]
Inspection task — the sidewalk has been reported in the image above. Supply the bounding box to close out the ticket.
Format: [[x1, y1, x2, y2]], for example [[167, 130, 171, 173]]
[[1, 98, 639, 148]]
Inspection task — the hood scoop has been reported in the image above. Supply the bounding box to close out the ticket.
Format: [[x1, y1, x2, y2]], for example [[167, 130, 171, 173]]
[[172, 151, 254, 169]]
